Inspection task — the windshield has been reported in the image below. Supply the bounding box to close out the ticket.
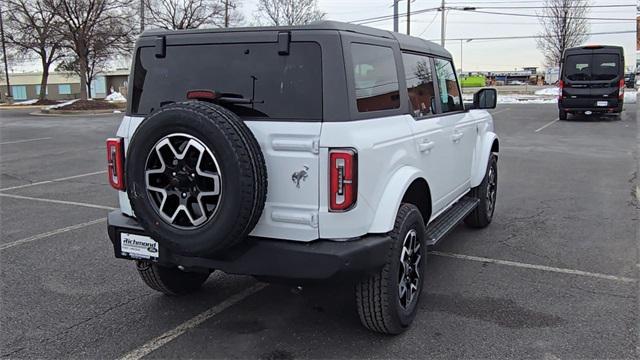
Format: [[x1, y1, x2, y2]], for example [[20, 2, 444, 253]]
[[131, 42, 322, 120], [564, 53, 620, 81]]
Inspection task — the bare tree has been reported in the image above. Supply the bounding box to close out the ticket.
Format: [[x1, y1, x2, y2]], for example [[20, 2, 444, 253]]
[[45, 0, 134, 100], [5, 0, 65, 102], [255, 0, 324, 26], [536, 0, 591, 67], [143, 0, 228, 29]]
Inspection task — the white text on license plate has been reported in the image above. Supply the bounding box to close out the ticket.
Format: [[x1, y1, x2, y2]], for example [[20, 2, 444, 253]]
[[120, 233, 159, 259], [596, 101, 608, 107]]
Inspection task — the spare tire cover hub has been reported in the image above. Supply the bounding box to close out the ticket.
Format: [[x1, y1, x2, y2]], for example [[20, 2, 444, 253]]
[[145, 133, 222, 229]]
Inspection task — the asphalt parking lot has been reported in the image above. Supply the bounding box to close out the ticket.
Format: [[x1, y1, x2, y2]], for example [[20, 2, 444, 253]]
[[1, 103, 638, 359]]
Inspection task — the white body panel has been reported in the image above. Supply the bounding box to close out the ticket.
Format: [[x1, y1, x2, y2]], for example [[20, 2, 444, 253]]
[[116, 108, 497, 242]]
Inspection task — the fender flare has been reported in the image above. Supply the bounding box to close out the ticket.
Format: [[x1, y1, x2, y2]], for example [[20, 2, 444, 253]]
[[368, 166, 425, 233], [471, 132, 499, 187]]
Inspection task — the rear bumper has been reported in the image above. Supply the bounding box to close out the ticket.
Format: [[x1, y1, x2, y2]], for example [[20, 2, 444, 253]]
[[559, 104, 623, 113], [107, 211, 391, 280]]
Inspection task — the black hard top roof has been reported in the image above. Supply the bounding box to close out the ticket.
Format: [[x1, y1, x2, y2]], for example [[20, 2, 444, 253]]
[[140, 20, 451, 58]]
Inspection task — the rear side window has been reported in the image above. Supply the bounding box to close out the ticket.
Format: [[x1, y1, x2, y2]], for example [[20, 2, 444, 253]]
[[592, 54, 619, 81], [403, 53, 436, 118], [351, 43, 400, 112], [434, 58, 463, 113], [131, 42, 322, 120]]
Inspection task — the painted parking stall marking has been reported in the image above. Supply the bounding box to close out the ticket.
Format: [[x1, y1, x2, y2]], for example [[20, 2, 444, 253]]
[[431, 251, 637, 283]]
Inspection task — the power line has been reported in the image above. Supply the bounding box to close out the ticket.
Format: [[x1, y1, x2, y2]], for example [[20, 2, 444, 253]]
[[429, 30, 635, 42], [462, 9, 635, 21]]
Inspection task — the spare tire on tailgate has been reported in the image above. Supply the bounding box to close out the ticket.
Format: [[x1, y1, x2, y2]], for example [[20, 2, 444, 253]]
[[126, 101, 267, 256]]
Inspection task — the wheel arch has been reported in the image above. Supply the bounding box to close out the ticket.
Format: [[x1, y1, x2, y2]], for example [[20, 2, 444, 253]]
[[368, 166, 431, 233], [471, 132, 499, 188]]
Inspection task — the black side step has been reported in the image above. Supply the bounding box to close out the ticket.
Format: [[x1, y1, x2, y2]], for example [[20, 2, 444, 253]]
[[425, 197, 480, 246]]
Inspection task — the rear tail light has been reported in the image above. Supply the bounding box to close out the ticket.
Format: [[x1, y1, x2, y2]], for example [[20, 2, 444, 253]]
[[558, 80, 564, 100], [329, 148, 357, 212], [106, 138, 125, 190], [619, 79, 625, 100]]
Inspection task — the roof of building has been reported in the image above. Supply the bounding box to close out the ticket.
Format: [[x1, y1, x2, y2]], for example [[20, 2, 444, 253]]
[[141, 20, 451, 58]]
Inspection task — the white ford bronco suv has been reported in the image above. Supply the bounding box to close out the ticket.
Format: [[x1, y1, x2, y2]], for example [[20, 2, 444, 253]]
[[106, 21, 499, 334]]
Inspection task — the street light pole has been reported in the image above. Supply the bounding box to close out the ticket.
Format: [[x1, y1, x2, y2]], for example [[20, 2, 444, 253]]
[[440, 0, 446, 46], [406, 0, 410, 35], [393, 0, 399, 32]]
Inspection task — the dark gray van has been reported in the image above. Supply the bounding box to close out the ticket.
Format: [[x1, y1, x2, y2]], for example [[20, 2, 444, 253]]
[[558, 45, 625, 120]]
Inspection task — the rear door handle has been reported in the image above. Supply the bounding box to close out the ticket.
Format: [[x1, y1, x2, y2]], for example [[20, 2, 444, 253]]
[[419, 140, 435, 153], [451, 131, 464, 143]]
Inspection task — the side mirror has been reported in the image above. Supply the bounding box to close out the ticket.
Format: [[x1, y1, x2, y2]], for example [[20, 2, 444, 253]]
[[473, 88, 497, 109]]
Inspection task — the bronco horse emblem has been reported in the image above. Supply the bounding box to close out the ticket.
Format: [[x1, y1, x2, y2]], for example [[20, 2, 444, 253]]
[[291, 166, 309, 188]]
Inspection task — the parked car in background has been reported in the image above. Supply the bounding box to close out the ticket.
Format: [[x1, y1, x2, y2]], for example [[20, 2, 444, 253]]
[[624, 72, 635, 88], [558, 45, 625, 120]]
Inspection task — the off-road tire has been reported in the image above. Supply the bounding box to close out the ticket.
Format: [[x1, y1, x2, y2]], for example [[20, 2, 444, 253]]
[[136, 261, 210, 295], [356, 203, 426, 335], [559, 110, 568, 120], [465, 154, 498, 228], [126, 101, 267, 256]]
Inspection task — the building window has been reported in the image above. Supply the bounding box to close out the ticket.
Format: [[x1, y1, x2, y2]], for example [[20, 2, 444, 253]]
[[11, 85, 27, 100], [58, 84, 72, 95], [403, 53, 436, 118], [35, 85, 48, 96], [351, 43, 400, 112], [434, 58, 463, 113]]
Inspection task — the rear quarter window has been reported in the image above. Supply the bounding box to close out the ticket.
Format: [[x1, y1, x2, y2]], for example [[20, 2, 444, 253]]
[[131, 42, 322, 120], [350, 43, 400, 112]]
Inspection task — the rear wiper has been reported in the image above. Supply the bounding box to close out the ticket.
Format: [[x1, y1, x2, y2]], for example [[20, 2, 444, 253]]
[[216, 95, 264, 105]]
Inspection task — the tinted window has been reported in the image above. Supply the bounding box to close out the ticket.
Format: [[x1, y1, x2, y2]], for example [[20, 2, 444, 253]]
[[592, 54, 619, 81], [564, 54, 591, 81], [351, 43, 400, 112], [434, 58, 463, 113], [131, 42, 322, 120], [403, 53, 436, 117]]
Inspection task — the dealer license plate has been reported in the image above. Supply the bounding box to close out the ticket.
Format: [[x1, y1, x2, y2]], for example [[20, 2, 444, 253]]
[[596, 101, 608, 107], [120, 233, 159, 260]]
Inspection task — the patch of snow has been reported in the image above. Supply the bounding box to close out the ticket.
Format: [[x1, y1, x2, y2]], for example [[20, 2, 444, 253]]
[[113, 110, 122, 114], [14, 99, 39, 105], [497, 95, 557, 104], [45, 99, 79, 110], [105, 92, 126, 102], [534, 87, 559, 96], [624, 90, 637, 104], [463, 93, 557, 104]]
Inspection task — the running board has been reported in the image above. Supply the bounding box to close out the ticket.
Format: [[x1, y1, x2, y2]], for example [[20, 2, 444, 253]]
[[425, 197, 480, 246]]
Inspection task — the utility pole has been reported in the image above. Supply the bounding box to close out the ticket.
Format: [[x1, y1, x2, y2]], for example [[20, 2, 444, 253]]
[[0, 2, 11, 102], [406, 0, 410, 35], [140, 0, 145, 32], [440, 0, 446, 46], [393, 0, 399, 32], [224, 0, 230, 28]]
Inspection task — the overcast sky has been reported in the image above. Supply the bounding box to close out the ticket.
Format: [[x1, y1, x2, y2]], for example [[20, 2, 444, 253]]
[[243, 0, 637, 71]]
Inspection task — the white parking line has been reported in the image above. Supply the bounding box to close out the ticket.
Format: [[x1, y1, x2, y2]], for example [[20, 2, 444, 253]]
[[119, 283, 269, 360], [0, 170, 106, 192], [0, 218, 106, 251], [0, 137, 52, 145], [490, 107, 511, 116], [431, 251, 637, 283], [534, 118, 560, 133], [0, 193, 116, 211]]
